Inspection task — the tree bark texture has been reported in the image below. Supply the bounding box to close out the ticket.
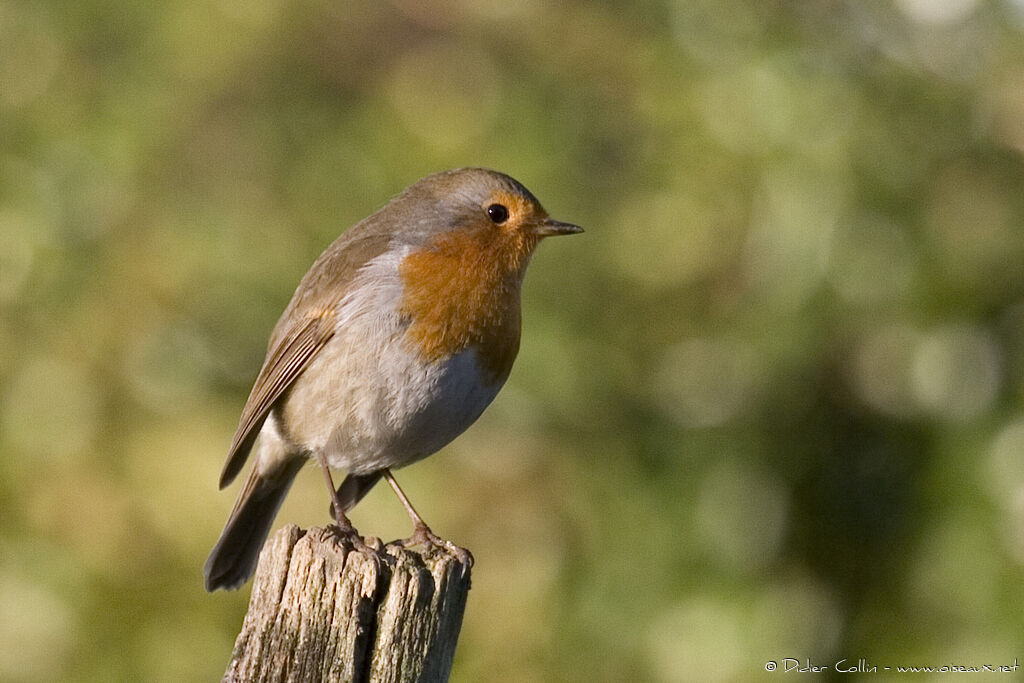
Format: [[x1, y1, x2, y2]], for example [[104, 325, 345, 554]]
[[220, 525, 472, 683]]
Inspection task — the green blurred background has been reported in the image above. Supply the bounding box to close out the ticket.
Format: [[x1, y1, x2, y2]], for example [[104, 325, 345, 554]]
[[3, 0, 1024, 681]]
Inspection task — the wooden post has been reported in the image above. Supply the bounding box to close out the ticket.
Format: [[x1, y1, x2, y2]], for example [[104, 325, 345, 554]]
[[220, 524, 472, 683]]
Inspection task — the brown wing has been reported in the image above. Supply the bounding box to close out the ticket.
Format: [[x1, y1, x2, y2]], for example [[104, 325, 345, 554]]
[[218, 311, 336, 487], [217, 229, 395, 489]]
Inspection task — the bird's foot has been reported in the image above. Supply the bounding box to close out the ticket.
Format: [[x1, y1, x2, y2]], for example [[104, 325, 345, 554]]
[[331, 517, 374, 555], [400, 523, 474, 568]]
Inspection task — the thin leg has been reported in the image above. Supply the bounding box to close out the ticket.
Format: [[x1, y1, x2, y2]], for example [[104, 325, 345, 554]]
[[317, 455, 369, 550], [383, 468, 430, 530], [383, 469, 473, 566]]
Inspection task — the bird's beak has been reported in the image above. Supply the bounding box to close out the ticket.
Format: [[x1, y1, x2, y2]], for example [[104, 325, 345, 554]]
[[533, 218, 584, 237]]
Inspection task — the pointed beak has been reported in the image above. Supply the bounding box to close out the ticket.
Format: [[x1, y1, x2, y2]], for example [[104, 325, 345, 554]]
[[533, 217, 584, 237]]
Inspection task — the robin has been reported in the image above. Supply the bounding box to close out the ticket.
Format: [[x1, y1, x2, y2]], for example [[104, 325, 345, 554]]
[[203, 167, 581, 591]]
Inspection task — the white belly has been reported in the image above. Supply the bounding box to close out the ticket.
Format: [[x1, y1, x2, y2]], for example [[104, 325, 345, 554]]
[[287, 333, 503, 472], [270, 252, 505, 473]]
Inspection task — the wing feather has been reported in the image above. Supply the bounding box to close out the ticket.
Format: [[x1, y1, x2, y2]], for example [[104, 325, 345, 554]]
[[218, 312, 336, 487], [215, 227, 395, 489]]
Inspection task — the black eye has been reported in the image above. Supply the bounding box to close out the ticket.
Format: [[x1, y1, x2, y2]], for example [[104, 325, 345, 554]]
[[486, 203, 509, 224]]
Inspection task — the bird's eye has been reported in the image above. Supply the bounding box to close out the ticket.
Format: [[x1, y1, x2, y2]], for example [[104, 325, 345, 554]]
[[486, 203, 509, 224]]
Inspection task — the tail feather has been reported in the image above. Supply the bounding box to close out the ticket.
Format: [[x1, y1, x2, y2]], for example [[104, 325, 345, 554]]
[[204, 457, 305, 592], [329, 470, 383, 519]]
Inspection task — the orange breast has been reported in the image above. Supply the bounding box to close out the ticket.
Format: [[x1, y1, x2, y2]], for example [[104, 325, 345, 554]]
[[398, 226, 537, 384]]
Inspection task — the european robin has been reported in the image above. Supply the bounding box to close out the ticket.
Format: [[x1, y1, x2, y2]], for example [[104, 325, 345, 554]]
[[204, 168, 581, 591]]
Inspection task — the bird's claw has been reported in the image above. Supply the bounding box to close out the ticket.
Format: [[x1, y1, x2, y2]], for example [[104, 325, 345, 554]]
[[401, 524, 474, 567], [332, 519, 374, 555]]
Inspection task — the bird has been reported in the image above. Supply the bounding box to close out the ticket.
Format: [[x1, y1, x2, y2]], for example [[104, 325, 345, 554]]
[[203, 167, 582, 591]]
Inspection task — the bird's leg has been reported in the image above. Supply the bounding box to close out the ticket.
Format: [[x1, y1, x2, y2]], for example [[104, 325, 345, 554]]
[[383, 469, 473, 566], [317, 454, 371, 552]]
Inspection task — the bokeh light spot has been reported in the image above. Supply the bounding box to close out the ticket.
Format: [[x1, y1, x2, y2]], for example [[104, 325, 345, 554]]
[[829, 215, 918, 306], [611, 191, 742, 290], [696, 460, 788, 571], [656, 337, 762, 428], [744, 163, 843, 309], [852, 324, 922, 418], [0, 571, 76, 682], [909, 325, 1001, 422], [647, 597, 745, 683], [896, 0, 981, 26]]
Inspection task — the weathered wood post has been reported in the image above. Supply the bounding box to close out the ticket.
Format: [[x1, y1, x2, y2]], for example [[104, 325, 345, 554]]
[[220, 524, 472, 683]]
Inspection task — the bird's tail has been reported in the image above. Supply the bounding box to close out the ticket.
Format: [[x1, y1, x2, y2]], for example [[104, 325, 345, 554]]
[[203, 457, 305, 591]]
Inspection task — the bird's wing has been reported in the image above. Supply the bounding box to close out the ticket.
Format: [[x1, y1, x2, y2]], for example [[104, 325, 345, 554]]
[[217, 230, 394, 488], [218, 311, 336, 487]]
